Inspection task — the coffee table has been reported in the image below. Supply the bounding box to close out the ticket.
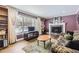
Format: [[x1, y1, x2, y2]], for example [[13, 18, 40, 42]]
[[37, 35, 51, 48]]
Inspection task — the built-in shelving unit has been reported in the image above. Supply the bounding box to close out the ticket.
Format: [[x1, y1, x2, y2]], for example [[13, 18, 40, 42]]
[[0, 7, 8, 39], [0, 7, 8, 48]]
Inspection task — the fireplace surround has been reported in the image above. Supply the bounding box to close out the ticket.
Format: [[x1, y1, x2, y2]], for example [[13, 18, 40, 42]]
[[49, 23, 65, 35]]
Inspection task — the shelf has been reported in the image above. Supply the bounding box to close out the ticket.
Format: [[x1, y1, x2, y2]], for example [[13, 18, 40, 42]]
[[0, 24, 7, 25], [0, 21, 7, 24], [0, 15, 8, 17], [0, 7, 8, 17]]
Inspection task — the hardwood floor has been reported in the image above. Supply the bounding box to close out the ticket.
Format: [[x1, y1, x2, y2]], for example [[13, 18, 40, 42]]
[[0, 40, 33, 53]]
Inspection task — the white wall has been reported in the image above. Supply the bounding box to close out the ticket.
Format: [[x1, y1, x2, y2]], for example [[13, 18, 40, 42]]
[[33, 17, 42, 34]]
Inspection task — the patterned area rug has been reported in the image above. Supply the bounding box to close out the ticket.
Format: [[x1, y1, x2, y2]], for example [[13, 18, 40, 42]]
[[23, 40, 51, 53]]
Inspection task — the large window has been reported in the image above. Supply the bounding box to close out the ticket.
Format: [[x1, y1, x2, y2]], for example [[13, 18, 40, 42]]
[[15, 12, 36, 35], [15, 15, 23, 35]]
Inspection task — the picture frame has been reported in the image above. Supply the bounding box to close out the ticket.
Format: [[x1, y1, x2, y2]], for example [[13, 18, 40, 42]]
[[77, 15, 79, 24]]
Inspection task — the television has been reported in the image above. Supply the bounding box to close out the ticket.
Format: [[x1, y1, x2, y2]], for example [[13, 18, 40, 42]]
[[28, 27, 35, 31]]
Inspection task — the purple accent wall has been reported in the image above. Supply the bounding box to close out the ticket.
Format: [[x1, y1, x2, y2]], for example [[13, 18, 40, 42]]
[[76, 12, 79, 31], [44, 15, 77, 32], [44, 19, 52, 31], [62, 15, 77, 32]]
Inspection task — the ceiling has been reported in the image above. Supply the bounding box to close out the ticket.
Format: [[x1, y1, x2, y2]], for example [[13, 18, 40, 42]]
[[12, 5, 79, 18]]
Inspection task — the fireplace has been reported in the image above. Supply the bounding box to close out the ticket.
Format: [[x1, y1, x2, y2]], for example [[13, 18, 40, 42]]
[[51, 26, 62, 34], [49, 23, 65, 35]]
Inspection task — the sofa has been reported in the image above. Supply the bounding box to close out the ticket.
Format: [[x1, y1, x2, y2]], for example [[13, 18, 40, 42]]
[[51, 33, 79, 53], [51, 44, 79, 53], [66, 40, 79, 50], [51, 39, 79, 53]]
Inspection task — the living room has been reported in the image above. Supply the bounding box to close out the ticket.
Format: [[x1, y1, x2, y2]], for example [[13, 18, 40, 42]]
[[0, 5, 79, 53]]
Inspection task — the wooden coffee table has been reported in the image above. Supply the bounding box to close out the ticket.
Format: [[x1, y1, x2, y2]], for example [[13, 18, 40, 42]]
[[37, 35, 51, 48]]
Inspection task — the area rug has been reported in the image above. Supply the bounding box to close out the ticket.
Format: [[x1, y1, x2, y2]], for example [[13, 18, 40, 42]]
[[23, 41, 51, 53]]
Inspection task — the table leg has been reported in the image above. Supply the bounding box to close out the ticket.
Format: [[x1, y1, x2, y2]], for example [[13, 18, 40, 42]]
[[37, 40, 39, 46], [50, 38, 51, 44], [50, 38, 51, 47], [49, 38, 52, 52], [44, 41, 45, 48]]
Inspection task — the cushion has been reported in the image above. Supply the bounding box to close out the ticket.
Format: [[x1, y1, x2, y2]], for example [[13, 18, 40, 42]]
[[73, 34, 79, 40], [64, 33, 73, 40], [57, 39, 70, 46]]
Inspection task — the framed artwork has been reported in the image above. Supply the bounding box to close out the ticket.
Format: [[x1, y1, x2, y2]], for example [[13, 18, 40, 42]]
[[77, 15, 79, 24]]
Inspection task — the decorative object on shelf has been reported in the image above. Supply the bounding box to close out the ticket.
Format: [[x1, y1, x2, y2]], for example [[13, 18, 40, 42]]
[[0, 39, 8, 48]]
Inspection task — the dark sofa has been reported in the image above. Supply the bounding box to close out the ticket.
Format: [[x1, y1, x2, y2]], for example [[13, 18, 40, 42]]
[[66, 40, 79, 51]]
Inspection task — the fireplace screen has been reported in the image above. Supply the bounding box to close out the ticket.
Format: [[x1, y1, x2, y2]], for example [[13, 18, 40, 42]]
[[51, 26, 62, 33]]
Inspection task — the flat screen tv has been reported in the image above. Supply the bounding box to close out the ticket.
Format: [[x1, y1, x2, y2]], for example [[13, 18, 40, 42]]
[[28, 27, 35, 31]]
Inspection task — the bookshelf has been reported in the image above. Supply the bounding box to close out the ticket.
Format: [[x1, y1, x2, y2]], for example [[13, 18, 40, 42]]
[[0, 7, 8, 48]]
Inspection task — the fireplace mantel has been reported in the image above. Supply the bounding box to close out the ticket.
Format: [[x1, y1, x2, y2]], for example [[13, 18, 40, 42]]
[[49, 23, 65, 35]]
